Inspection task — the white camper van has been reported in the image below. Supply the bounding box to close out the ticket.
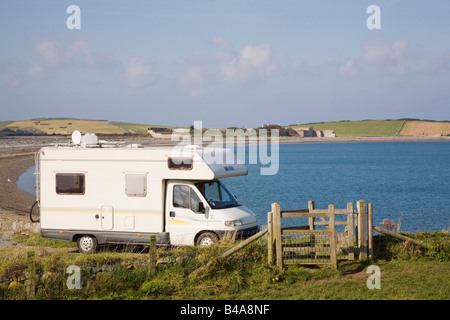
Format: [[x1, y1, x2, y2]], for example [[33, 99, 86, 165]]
[[35, 132, 259, 253]]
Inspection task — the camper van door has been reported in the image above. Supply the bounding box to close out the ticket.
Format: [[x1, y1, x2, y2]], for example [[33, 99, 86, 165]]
[[165, 181, 209, 245]]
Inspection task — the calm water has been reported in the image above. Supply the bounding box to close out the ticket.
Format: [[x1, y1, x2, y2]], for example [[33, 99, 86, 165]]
[[18, 141, 450, 232], [226, 141, 450, 232]]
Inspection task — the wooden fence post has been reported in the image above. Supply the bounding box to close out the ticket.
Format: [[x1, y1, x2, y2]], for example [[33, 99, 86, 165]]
[[27, 251, 36, 298], [328, 204, 337, 270], [272, 203, 283, 270], [267, 211, 274, 265], [148, 235, 157, 276], [368, 203, 373, 258], [347, 202, 355, 261], [308, 200, 315, 230], [308, 200, 316, 247], [357, 200, 367, 260]]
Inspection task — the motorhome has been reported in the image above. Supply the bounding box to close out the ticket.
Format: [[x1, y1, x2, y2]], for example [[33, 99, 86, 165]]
[[35, 132, 259, 253]]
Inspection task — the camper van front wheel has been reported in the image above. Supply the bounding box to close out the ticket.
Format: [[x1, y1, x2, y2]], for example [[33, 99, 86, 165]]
[[196, 232, 218, 247], [76, 235, 98, 253]]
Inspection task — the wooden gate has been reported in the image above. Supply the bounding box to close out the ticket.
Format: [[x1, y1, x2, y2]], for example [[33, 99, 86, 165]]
[[267, 200, 372, 269]]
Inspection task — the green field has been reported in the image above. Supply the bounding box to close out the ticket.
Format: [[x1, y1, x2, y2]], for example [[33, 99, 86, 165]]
[[291, 120, 405, 137], [0, 231, 449, 300], [1, 118, 181, 136]]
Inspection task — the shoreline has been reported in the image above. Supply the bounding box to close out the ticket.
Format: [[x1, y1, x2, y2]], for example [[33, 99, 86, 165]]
[[277, 135, 450, 144]]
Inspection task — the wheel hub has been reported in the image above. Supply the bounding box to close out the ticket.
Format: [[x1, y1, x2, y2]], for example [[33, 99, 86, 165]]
[[79, 236, 93, 251]]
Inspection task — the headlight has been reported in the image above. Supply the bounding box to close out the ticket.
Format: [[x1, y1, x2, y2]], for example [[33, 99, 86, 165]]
[[225, 219, 243, 227]]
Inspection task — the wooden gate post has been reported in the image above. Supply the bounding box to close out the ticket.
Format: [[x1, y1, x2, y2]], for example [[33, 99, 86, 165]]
[[368, 203, 373, 258], [357, 200, 367, 260], [328, 204, 337, 270], [308, 200, 315, 230], [308, 200, 316, 247], [272, 203, 283, 269], [347, 202, 355, 260], [267, 210, 274, 265]]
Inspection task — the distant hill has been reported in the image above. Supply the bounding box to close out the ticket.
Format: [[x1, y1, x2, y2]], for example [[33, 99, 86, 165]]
[[1, 118, 450, 138], [290, 119, 450, 137], [0, 118, 180, 136]]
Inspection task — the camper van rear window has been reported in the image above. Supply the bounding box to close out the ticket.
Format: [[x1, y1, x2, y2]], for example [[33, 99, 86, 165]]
[[168, 157, 193, 170], [55, 173, 85, 195]]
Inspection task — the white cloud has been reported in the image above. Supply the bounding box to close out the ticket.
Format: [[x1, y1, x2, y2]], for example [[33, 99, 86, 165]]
[[339, 59, 357, 77], [212, 36, 234, 53], [8, 79, 21, 89], [26, 39, 103, 80], [361, 39, 411, 74], [220, 43, 277, 81], [180, 66, 202, 85], [65, 39, 95, 66], [125, 57, 152, 86], [26, 63, 45, 78], [35, 40, 61, 67]]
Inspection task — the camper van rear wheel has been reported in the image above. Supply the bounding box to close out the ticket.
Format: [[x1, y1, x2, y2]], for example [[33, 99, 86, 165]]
[[196, 232, 218, 247], [76, 235, 98, 253]]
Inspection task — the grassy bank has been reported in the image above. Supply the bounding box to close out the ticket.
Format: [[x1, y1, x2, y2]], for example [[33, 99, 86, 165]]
[[0, 231, 449, 300], [292, 119, 450, 137], [291, 120, 405, 137]]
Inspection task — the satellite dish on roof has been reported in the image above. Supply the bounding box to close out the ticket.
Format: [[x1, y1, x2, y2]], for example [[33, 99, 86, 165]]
[[72, 130, 82, 145]]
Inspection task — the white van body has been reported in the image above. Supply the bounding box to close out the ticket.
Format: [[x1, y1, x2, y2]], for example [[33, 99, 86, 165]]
[[36, 139, 259, 251]]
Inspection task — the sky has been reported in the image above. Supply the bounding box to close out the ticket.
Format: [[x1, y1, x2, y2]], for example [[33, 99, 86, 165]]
[[1, 0, 450, 128]]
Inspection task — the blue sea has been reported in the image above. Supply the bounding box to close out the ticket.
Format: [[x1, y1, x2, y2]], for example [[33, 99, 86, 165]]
[[225, 141, 450, 232], [18, 141, 450, 232]]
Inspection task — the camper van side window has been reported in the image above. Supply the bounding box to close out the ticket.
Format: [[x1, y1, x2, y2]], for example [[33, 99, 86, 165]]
[[173, 185, 203, 213], [55, 173, 85, 195], [173, 185, 189, 208], [168, 157, 193, 170], [125, 173, 147, 197]]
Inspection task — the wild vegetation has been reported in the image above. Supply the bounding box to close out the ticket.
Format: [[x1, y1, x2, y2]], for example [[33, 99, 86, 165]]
[[0, 231, 448, 300]]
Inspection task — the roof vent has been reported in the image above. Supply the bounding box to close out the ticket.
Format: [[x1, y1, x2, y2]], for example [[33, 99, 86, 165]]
[[81, 133, 98, 147]]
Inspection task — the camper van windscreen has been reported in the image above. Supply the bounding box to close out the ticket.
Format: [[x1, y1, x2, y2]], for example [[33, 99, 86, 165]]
[[195, 180, 240, 209], [168, 157, 193, 170]]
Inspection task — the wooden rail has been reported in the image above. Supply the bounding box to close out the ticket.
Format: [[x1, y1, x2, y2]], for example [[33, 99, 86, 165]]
[[373, 226, 431, 249]]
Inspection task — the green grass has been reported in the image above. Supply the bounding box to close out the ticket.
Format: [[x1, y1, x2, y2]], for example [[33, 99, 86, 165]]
[[0, 121, 12, 127], [292, 120, 405, 137], [0, 231, 449, 300], [1, 118, 184, 136]]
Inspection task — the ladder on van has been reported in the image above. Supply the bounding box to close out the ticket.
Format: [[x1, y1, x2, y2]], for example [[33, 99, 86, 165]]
[[29, 151, 41, 223], [34, 151, 40, 205]]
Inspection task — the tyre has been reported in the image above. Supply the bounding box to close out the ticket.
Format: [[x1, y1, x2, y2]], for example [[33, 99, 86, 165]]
[[29, 201, 40, 223], [195, 232, 218, 247], [76, 235, 98, 253]]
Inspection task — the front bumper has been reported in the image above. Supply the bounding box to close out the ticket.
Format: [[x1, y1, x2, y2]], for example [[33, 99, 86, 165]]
[[216, 225, 260, 240]]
